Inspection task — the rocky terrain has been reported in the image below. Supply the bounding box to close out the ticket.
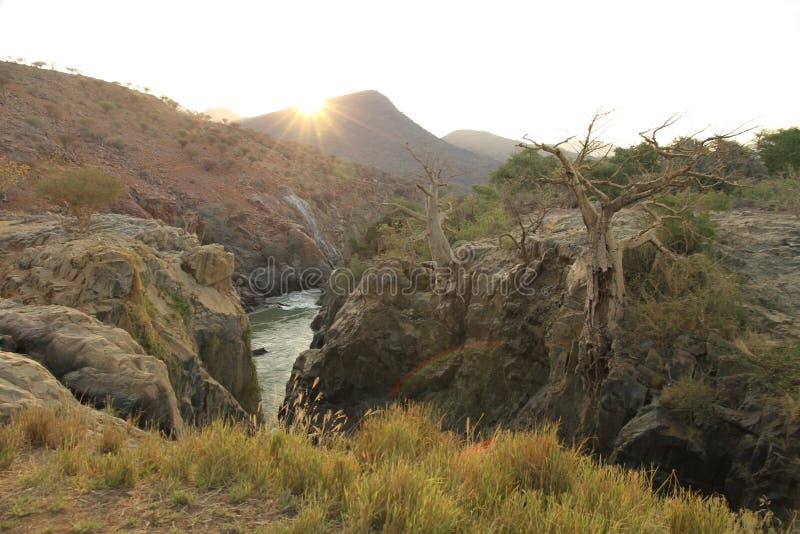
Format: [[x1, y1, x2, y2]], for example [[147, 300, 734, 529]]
[[0, 61, 412, 309], [284, 208, 800, 514], [239, 90, 501, 190], [0, 213, 262, 429]]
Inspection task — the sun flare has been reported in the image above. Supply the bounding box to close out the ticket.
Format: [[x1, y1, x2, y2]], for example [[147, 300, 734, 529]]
[[296, 98, 326, 115]]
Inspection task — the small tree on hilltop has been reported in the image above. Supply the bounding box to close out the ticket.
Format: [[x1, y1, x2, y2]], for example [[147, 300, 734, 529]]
[[520, 113, 745, 387], [35, 167, 125, 232]]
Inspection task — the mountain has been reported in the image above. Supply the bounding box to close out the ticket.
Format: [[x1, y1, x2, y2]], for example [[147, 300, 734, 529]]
[[0, 61, 411, 309], [239, 90, 500, 189], [442, 129, 522, 162], [203, 107, 241, 123]]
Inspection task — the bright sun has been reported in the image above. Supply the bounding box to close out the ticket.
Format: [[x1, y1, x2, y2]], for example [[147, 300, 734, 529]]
[[296, 98, 326, 115]]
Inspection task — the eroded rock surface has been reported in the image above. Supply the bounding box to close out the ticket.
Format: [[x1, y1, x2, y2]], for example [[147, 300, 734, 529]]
[[0, 350, 77, 421], [0, 214, 261, 425]]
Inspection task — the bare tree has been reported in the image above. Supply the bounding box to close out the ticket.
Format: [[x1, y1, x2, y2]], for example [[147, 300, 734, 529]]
[[521, 113, 744, 385], [499, 188, 551, 261], [384, 147, 454, 266]]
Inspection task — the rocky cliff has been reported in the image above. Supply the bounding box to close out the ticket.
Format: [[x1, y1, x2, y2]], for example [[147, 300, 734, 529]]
[[284, 209, 800, 514], [0, 214, 261, 427]]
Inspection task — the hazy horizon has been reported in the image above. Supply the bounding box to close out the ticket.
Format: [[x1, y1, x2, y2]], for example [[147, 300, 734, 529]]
[[1, 0, 799, 146]]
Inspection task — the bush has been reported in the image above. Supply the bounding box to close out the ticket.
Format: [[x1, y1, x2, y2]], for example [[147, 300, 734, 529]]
[[107, 136, 124, 150], [661, 376, 716, 424], [629, 254, 746, 344], [732, 177, 800, 215], [756, 127, 800, 175], [35, 167, 126, 232]]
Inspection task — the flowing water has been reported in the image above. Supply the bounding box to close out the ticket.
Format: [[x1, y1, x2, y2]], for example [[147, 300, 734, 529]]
[[248, 289, 322, 421]]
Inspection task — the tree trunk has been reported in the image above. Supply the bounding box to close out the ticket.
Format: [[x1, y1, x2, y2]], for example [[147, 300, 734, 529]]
[[578, 214, 625, 385], [425, 188, 452, 266]]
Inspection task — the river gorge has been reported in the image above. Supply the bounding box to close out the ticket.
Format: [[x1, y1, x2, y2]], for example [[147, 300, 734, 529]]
[[248, 289, 321, 420]]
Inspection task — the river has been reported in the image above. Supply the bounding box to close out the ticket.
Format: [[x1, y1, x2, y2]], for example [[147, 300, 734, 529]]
[[248, 289, 322, 421]]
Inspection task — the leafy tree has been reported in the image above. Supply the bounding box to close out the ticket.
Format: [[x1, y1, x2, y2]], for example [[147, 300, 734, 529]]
[[490, 149, 559, 191], [35, 167, 125, 232], [756, 127, 800, 175]]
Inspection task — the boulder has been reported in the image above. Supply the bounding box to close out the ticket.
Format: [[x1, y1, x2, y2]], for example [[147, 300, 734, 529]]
[[181, 244, 235, 291], [0, 350, 76, 421], [0, 301, 183, 434]]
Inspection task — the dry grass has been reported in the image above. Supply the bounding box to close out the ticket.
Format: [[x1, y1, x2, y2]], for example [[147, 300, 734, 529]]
[[0, 403, 787, 532], [631, 253, 747, 344]]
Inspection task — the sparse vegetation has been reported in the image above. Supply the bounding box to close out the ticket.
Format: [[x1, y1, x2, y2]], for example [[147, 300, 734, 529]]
[[0, 155, 30, 201], [661, 376, 716, 424]]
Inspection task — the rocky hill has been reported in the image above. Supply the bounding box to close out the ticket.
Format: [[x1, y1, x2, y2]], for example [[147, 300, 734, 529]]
[[284, 208, 800, 515], [442, 129, 522, 162], [239, 90, 501, 189], [0, 61, 411, 309]]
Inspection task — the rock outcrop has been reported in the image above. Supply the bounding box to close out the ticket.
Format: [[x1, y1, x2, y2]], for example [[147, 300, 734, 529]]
[[0, 301, 183, 434], [0, 350, 142, 440], [284, 209, 800, 514], [0, 350, 78, 422], [0, 214, 261, 426]]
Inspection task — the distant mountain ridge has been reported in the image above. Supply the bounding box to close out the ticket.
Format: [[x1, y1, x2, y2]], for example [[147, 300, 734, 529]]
[[239, 91, 500, 189], [442, 129, 522, 162]]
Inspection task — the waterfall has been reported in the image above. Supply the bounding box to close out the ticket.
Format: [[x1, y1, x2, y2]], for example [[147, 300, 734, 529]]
[[284, 192, 341, 264]]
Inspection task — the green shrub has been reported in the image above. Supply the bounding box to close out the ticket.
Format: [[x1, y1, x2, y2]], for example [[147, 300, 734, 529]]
[[756, 127, 800, 175], [490, 150, 559, 192], [732, 177, 800, 215], [35, 167, 125, 232], [107, 136, 124, 150]]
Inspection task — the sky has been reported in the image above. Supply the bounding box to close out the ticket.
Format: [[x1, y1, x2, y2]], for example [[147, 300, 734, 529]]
[[1, 0, 798, 146]]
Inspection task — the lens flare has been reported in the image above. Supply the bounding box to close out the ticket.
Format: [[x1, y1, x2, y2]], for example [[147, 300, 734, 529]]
[[296, 98, 326, 115]]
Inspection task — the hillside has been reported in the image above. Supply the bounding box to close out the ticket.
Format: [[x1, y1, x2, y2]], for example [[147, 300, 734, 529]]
[[442, 129, 522, 162], [239, 90, 501, 189], [0, 61, 410, 309], [202, 107, 241, 123]]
